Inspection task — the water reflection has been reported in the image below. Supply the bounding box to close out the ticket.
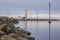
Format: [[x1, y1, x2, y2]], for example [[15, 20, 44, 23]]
[[15, 21, 60, 40]]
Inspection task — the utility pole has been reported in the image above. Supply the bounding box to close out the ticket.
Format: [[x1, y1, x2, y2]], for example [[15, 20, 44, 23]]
[[48, 2, 51, 40], [36, 10, 38, 21]]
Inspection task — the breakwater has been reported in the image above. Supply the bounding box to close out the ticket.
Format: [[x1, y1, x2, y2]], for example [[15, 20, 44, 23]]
[[19, 19, 59, 21], [0, 16, 35, 40]]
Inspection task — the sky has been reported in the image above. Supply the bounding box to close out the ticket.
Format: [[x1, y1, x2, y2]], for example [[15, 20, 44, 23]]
[[0, 0, 60, 10], [0, 0, 60, 18]]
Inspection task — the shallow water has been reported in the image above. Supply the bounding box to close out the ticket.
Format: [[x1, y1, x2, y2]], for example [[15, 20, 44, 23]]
[[15, 21, 60, 40]]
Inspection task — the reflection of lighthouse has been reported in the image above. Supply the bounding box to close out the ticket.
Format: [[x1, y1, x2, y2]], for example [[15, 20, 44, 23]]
[[24, 9, 28, 30]]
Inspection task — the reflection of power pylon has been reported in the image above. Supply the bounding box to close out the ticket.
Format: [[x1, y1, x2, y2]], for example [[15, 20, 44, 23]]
[[48, 2, 51, 40], [36, 10, 39, 40], [24, 9, 28, 30], [31, 13, 32, 32]]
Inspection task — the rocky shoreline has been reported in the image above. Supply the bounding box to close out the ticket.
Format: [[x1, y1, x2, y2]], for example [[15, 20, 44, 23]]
[[0, 16, 35, 40]]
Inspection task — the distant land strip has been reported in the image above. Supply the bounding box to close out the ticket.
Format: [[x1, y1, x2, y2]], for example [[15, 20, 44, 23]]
[[18, 19, 60, 21]]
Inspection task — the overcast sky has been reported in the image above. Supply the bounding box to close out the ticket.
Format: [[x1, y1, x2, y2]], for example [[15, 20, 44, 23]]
[[0, 0, 60, 11], [0, 0, 60, 18]]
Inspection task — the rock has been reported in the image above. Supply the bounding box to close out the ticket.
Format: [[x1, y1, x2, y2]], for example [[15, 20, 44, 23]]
[[14, 28, 26, 36], [1, 24, 16, 35], [0, 30, 5, 36], [1, 35, 16, 40], [8, 33, 19, 38], [0, 24, 6, 30], [17, 37, 28, 40], [27, 36, 35, 40], [21, 30, 31, 36], [8, 33, 29, 40]]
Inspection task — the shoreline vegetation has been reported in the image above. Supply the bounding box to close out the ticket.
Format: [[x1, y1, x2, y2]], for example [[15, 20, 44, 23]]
[[0, 16, 35, 40]]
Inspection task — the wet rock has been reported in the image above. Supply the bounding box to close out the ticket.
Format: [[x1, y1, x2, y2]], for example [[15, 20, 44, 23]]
[[25, 31, 31, 35], [24, 30, 31, 35], [27, 36, 35, 40]]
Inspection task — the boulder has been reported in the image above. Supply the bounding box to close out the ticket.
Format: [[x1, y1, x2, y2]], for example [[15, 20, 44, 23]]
[[27, 36, 35, 40], [8, 34, 29, 40], [0, 30, 5, 36], [1, 24, 16, 35], [1, 35, 16, 40], [20, 29, 31, 36], [8, 33, 19, 38], [17, 37, 28, 40], [0, 24, 6, 30]]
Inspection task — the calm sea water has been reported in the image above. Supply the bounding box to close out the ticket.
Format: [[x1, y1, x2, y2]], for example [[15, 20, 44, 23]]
[[15, 21, 60, 40]]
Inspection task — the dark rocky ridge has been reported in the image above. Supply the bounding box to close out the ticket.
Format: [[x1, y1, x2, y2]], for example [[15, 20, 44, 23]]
[[19, 19, 59, 21]]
